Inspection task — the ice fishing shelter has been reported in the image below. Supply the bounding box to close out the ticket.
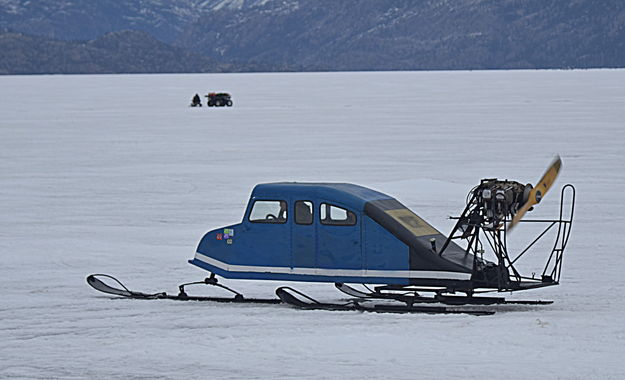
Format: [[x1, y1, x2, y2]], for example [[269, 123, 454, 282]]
[[190, 183, 479, 286]]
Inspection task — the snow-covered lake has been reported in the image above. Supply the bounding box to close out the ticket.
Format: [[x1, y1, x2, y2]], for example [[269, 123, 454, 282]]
[[1, 70, 624, 379]]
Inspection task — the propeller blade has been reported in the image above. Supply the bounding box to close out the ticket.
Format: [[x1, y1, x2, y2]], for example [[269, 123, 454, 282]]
[[509, 155, 562, 230]]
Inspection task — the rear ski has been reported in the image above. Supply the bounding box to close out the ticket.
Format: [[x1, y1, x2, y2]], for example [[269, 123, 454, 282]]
[[276, 287, 495, 316], [335, 283, 553, 305]]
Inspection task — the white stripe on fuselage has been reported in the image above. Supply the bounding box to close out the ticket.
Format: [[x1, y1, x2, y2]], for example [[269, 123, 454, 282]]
[[193, 252, 471, 280]]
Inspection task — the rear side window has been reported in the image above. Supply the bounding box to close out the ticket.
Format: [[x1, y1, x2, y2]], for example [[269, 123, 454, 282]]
[[320, 203, 356, 226], [295, 201, 313, 225], [249, 200, 287, 223]]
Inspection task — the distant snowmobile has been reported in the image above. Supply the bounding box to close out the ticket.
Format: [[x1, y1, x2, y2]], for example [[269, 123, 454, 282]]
[[205, 92, 233, 107], [88, 157, 575, 315]]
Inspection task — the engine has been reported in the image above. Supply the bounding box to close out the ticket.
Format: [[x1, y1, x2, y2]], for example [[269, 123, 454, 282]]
[[465, 179, 533, 229]]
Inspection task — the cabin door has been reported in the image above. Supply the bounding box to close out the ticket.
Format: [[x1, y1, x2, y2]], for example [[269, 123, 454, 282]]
[[291, 200, 316, 268], [316, 202, 362, 270], [244, 199, 291, 267]]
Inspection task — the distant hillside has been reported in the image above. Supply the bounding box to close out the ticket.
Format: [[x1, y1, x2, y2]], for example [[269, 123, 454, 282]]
[[0, 0, 271, 42], [177, 0, 625, 71], [1, 0, 624, 74], [0, 29, 245, 74], [0, 0, 215, 43]]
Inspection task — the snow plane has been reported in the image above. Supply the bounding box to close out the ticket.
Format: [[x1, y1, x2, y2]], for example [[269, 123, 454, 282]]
[[88, 158, 575, 314]]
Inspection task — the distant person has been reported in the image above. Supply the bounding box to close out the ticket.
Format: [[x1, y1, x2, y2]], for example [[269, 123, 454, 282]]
[[191, 93, 202, 107]]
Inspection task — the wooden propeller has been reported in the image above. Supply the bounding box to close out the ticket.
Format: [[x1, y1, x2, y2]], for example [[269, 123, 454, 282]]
[[509, 155, 562, 231]]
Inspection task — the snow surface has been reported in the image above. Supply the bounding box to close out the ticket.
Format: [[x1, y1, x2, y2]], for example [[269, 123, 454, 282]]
[[1, 70, 624, 379]]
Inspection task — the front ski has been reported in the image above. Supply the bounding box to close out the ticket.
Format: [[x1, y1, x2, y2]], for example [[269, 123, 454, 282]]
[[276, 287, 495, 316], [86, 274, 280, 304]]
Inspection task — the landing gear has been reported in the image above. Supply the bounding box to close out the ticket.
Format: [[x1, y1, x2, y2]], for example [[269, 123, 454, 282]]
[[87, 274, 553, 315]]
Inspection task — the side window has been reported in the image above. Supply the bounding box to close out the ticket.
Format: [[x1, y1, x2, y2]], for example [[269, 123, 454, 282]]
[[320, 203, 357, 226], [249, 200, 287, 223], [295, 201, 313, 225]]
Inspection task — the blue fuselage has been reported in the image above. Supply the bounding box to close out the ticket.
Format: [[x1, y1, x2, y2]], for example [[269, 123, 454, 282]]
[[190, 183, 474, 285]]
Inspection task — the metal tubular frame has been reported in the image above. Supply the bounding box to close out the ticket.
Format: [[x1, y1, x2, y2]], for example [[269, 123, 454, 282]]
[[442, 184, 575, 292]]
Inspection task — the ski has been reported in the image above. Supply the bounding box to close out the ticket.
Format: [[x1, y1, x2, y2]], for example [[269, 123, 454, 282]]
[[276, 287, 495, 316], [275, 286, 360, 311], [335, 283, 553, 305], [86, 274, 280, 304], [335, 282, 440, 304]]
